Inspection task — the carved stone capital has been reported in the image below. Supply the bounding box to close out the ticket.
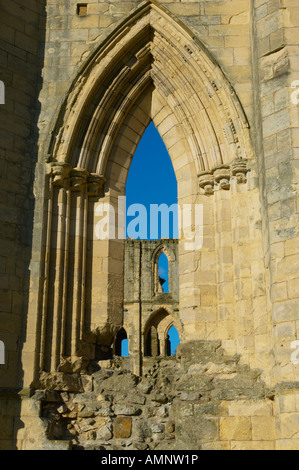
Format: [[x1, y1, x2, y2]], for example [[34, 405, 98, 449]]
[[49, 164, 108, 194], [198, 171, 214, 195], [50, 162, 72, 187], [87, 174, 106, 196], [70, 168, 89, 191], [213, 165, 230, 190], [231, 158, 248, 184], [198, 160, 250, 195]]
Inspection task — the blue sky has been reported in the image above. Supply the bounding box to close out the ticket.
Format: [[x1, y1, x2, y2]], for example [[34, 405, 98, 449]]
[[125, 120, 178, 241], [125, 121, 178, 292]]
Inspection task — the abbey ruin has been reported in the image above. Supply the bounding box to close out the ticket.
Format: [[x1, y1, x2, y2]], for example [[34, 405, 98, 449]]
[[0, 0, 299, 450]]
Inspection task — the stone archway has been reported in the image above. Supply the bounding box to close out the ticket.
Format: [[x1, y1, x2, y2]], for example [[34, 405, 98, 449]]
[[46, 1, 252, 172], [114, 327, 129, 357], [152, 243, 176, 296], [23, 0, 263, 388], [143, 307, 181, 358]]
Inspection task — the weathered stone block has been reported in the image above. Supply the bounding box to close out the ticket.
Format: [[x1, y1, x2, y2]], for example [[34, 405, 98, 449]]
[[38, 372, 84, 393], [276, 439, 299, 450], [231, 440, 275, 450], [176, 375, 213, 392], [251, 416, 276, 441], [96, 421, 113, 441], [279, 413, 299, 439], [228, 400, 273, 417], [114, 404, 141, 416], [94, 372, 139, 393], [113, 417, 132, 439], [220, 416, 252, 441], [176, 416, 219, 443]]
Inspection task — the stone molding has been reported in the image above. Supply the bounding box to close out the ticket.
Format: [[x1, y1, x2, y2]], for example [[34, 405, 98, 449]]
[[46, 2, 252, 176], [50, 162, 72, 187], [49, 163, 106, 196], [198, 158, 250, 195]]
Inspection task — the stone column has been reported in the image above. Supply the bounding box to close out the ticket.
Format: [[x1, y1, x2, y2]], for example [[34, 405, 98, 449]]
[[40, 162, 72, 372], [69, 168, 89, 359], [39, 164, 106, 372]]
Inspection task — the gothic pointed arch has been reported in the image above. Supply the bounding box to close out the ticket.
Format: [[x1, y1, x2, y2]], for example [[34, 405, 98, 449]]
[[47, 0, 253, 180], [114, 327, 129, 357], [143, 307, 182, 358], [152, 243, 176, 295], [152, 243, 176, 264], [166, 324, 180, 356]]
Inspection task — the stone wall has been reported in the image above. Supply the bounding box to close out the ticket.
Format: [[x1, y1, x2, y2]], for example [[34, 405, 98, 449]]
[[17, 340, 280, 450], [0, 0, 46, 450], [251, 0, 299, 448], [252, 0, 299, 385]]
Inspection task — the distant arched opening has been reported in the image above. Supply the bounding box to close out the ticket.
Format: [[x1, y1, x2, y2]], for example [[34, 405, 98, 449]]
[[166, 325, 180, 356], [115, 328, 129, 357], [144, 308, 181, 358], [158, 252, 169, 293]]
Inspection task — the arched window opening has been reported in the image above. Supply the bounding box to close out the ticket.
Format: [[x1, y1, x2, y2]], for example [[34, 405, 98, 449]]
[[115, 328, 129, 357], [121, 338, 129, 357], [166, 326, 180, 356], [158, 252, 169, 293], [145, 325, 160, 357], [125, 121, 178, 240]]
